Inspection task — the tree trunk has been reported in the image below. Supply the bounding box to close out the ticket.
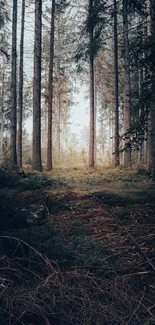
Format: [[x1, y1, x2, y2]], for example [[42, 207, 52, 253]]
[[88, 0, 95, 168], [10, 0, 17, 168], [47, 0, 55, 171], [32, 0, 42, 171], [150, 0, 155, 180], [93, 60, 97, 165], [17, 0, 25, 168], [57, 18, 61, 162], [139, 37, 145, 164], [89, 52, 95, 167], [146, 0, 152, 167], [0, 59, 5, 164], [58, 89, 61, 160], [123, 0, 131, 166], [114, 0, 119, 166]]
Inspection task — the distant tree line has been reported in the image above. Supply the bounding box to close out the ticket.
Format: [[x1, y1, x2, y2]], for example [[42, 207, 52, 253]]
[[0, 0, 155, 179]]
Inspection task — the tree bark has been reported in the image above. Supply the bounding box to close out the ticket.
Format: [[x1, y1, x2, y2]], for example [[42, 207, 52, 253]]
[[88, 0, 95, 167], [146, 0, 152, 167], [0, 58, 5, 164], [17, 0, 25, 168], [150, 0, 155, 180], [57, 18, 61, 162], [123, 0, 131, 166], [47, 0, 55, 171], [94, 64, 97, 165], [114, 0, 119, 166], [32, 0, 42, 171], [89, 52, 95, 167], [58, 88, 61, 160], [10, 0, 17, 168]]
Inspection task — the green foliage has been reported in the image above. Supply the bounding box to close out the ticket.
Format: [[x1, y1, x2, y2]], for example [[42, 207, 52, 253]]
[[1, 215, 111, 271], [128, 0, 146, 14], [136, 167, 152, 177], [24, 157, 32, 165], [0, 191, 17, 230], [0, 169, 66, 191], [0, 170, 66, 230], [75, 0, 106, 68], [0, 168, 155, 324]]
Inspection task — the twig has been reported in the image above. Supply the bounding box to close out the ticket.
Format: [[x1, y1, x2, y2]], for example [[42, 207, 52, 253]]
[[126, 290, 146, 325], [90, 193, 155, 272]]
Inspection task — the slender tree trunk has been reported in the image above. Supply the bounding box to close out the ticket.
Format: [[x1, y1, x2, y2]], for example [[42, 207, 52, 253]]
[[150, 0, 155, 180], [32, 0, 42, 171], [89, 52, 95, 167], [114, 0, 119, 166], [0, 59, 5, 164], [123, 0, 131, 166], [10, 0, 17, 168], [88, 0, 95, 168], [146, 0, 152, 167], [109, 107, 113, 165], [94, 61, 97, 165], [47, 0, 55, 171], [17, 0, 25, 168], [57, 19, 61, 162], [58, 89, 61, 160], [139, 31, 144, 164]]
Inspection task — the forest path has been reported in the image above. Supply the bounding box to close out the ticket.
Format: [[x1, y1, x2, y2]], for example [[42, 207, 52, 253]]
[[1, 168, 155, 323]]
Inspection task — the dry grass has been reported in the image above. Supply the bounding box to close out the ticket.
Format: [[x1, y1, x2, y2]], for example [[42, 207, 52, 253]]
[[0, 234, 155, 325], [0, 167, 155, 324], [45, 165, 151, 193]]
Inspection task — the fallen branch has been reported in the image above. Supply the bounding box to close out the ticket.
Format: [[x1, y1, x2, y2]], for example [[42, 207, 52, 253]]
[[90, 193, 155, 272], [126, 290, 146, 325]]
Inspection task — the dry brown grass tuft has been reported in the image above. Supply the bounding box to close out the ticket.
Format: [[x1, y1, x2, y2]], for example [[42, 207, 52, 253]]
[[0, 235, 155, 325]]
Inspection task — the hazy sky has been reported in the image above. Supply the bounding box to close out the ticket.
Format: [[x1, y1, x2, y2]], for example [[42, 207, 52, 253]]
[[16, 1, 89, 136], [25, 87, 89, 136]]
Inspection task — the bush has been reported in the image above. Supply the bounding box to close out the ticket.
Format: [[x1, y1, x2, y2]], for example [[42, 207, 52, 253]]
[[0, 169, 66, 191], [24, 157, 32, 165]]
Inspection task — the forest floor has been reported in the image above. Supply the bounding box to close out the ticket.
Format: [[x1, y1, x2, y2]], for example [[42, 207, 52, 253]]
[[0, 166, 155, 324]]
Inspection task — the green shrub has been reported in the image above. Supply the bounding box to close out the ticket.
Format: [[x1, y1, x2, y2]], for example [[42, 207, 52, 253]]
[[24, 157, 32, 165]]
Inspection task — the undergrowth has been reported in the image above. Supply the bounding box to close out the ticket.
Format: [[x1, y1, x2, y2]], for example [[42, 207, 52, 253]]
[[0, 168, 155, 324], [0, 169, 66, 191]]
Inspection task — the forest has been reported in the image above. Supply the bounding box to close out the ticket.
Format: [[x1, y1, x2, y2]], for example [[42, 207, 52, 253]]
[[0, 0, 155, 324]]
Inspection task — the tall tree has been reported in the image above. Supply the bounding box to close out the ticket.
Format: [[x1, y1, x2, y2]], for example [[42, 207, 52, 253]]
[[123, 0, 131, 166], [77, 0, 106, 167], [113, 0, 119, 166], [150, 0, 155, 180], [10, 0, 18, 168], [47, 0, 55, 171], [0, 58, 5, 164], [146, 0, 152, 167], [32, 0, 42, 171], [17, 0, 25, 168], [88, 0, 95, 167], [0, 0, 10, 165]]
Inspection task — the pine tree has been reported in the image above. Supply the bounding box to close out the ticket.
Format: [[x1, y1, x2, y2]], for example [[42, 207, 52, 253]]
[[47, 0, 55, 171], [43, 0, 73, 166], [88, 0, 95, 167], [123, 0, 131, 166], [17, 0, 25, 168], [32, 0, 42, 171], [113, 0, 119, 166], [150, 0, 155, 180], [0, 0, 10, 164], [75, 0, 106, 167], [10, 0, 18, 168]]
